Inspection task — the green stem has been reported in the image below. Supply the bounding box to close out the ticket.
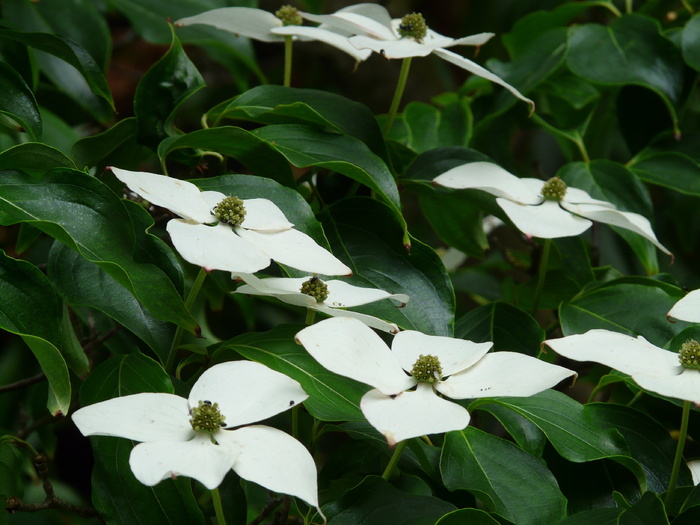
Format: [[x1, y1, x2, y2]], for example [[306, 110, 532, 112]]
[[383, 57, 412, 135], [381, 440, 408, 480], [531, 238, 552, 315], [211, 487, 227, 525], [305, 308, 317, 325], [283, 35, 293, 87], [165, 267, 207, 372], [665, 400, 691, 508]]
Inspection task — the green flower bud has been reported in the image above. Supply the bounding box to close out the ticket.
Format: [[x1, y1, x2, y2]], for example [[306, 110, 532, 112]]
[[541, 177, 567, 201], [300, 276, 329, 303], [275, 5, 302, 26], [189, 400, 226, 433], [679, 340, 700, 370], [398, 13, 428, 43], [214, 196, 246, 226], [411, 354, 442, 383]]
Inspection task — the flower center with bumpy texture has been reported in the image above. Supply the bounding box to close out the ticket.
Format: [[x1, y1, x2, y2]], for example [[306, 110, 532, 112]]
[[679, 340, 700, 370], [300, 276, 329, 303], [189, 400, 226, 433], [398, 13, 427, 43], [275, 5, 302, 26], [214, 196, 246, 226], [411, 354, 442, 383], [541, 177, 567, 201]]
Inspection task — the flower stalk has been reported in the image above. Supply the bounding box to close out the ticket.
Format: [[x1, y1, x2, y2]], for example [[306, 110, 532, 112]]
[[383, 57, 413, 135], [665, 399, 691, 507], [166, 266, 207, 372], [381, 440, 408, 480], [211, 487, 227, 525]]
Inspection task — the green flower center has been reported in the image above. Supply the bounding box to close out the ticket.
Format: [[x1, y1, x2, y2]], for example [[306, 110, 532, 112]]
[[189, 400, 226, 433], [300, 276, 329, 303], [679, 340, 700, 370], [214, 196, 246, 226], [410, 354, 442, 383], [275, 5, 302, 26], [397, 13, 428, 43], [541, 177, 567, 201]]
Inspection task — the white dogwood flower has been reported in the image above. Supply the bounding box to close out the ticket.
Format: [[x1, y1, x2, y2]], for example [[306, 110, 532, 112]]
[[296, 317, 575, 445], [176, 5, 371, 61], [546, 329, 700, 404], [433, 161, 671, 254], [110, 167, 351, 276], [72, 361, 319, 507], [300, 6, 533, 111], [668, 289, 700, 323], [234, 273, 408, 333]]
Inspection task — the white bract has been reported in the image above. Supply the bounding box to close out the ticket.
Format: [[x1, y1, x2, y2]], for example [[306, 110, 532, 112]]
[[545, 329, 700, 404], [110, 167, 351, 276], [433, 161, 671, 254], [176, 6, 371, 62], [668, 289, 700, 323], [72, 361, 319, 508], [296, 317, 575, 445], [234, 273, 408, 333], [301, 4, 533, 111]]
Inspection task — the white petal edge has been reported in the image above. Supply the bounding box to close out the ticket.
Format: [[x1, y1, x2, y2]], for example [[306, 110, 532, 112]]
[[189, 361, 307, 427], [109, 167, 212, 223], [313, 304, 401, 334], [271, 25, 372, 61], [438, 352, 576, 399], [688, 460, 700, 485], [129, 434, 240, 489], [218, 425, 320, 508], [360, 383, 470, 446], [432, 161, 541, 204], [295, 317, 415, 393], [433, 48, 535, 112], [72, 393, 194, 442], [632, 367, 700, 404], [234, 275, 317, 308], [544, 329, 680, 377], [391, 331, 492, 377], [235, 227, 352, 276], [496, 198, 592, 238], [324, 280, 409, 308], [302, 9, 395, 40], [563, 202, 672, 255], [167, 220, 271, 273], [349, 35, 434, 58], [668, 289, 700, 323], [175, 7, 284, 43]]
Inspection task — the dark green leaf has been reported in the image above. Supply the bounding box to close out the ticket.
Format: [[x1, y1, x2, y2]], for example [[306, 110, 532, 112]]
[[682, 12, 700, 71], [323, 475, 456, 525], [618, 491, 669, 525], [441, 427, 567, 525], [320, 197, 455, 336], [213, 324, 366, 422], [0, 62, 41, 140], [0, 143, 75, 176], [629, 151, 700, 196], [134, 26, 205, 148], [434, 508, 501, 525], [558, 508, 624, 524], [71, 118, 147, 171]]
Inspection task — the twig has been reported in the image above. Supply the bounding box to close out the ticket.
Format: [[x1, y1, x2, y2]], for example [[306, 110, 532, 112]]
[[248, 493, 282, 525], [5, 454, 104, 523], [0, 372, 46, 394]]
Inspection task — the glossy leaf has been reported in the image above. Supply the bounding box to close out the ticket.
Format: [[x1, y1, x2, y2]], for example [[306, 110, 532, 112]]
[[0, 168, 197, 332], [434, 508, 501, 525], [79, 352, 203, 525], [320, 197, 455, 336], [71, 117, 146, 171], [629, 150, 700, 196], [0, 62, 41, 140], [0, 250, 70, 415], [213, 324, 366, 422], [682, 12, 700, 72], [134, 26, 205, 148], [0, 143, 75, 176], [441, 427, 567, 525]]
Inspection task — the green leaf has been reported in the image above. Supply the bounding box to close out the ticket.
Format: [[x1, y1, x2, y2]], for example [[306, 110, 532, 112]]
[[209, 85, 389, 163], [253, 124, 404, 228], [48, 242, 174, 360], [320, 197, 455, 336], [0, 250, 70, 415], [0, 168, 197, 332], [682, 12, 700, 71], [618, 492, 670, 525], [559, 278, 690, 346], [323, 475, 456, 525], [455, 301, 544, 356], [0, 143, 75, 177], [134, 25, 205, 148], [434, 508, 501, 525], [213, 324, 366, 422], [566, 14, 683, 134], [158, 126, 295, 186], [79, 352, 203, 525], [629, 150, 700, 196], [0, 28, 114, 113], [0, 62, 41, 140], [71, 117, 147, 171], [558, 508, 624, 524], [440, 427, 567, 525]]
